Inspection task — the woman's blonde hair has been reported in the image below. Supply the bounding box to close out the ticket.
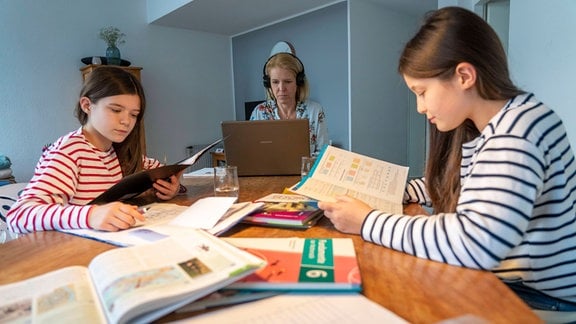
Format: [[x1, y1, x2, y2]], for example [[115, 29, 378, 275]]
[[263, 53, 309, 103]]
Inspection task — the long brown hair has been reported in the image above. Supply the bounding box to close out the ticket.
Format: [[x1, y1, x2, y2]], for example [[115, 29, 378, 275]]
[[426, 121, 478, 213], [75, 66, 146, 176], [398, 7, 523, 212]]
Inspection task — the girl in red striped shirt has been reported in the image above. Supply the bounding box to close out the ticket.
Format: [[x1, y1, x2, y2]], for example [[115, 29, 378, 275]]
[[8, 66, 182, 233]]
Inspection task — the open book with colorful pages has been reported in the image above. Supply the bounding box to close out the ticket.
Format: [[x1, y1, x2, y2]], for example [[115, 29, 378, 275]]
[[223, 237, 361, 292], [289, 145, 409, 214], [0, 232, 265, 324], [243, 193, 324, 228], [89, 138, 222, 205], [60, 198, 264, 247]]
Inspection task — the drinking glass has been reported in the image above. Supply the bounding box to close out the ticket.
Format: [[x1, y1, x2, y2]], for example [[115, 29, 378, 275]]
[[91, 56, 102, 65], [301, 156, 316, 179], [214, 166, 239, 199]]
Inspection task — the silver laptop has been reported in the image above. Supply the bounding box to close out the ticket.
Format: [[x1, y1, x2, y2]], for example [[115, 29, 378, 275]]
[[221, 119, 310, 176]]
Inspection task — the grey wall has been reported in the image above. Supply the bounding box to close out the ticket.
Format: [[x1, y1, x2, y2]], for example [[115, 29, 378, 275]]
[[0, 0, 233, 182], [439, 0, 576, 149], [232, 1, 428, 177], [508, 0, 576, 148], [232, 2, 349, 150], [350, 0, 426, 174]]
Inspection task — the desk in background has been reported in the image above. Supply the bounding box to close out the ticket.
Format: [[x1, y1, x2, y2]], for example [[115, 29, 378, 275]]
[[210, 151, 226, 167], [0, 176, 540, 323]]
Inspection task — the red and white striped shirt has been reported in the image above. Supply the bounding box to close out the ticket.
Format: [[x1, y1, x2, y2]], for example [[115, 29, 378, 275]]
[[7, 128, 160, 233]]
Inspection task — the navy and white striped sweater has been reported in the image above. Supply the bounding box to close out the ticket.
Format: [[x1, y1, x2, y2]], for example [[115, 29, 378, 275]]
[[364, 93, 576, 302]]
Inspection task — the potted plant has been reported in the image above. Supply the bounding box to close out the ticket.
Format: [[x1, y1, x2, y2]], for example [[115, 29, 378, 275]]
[[99, 26, 126, 65]]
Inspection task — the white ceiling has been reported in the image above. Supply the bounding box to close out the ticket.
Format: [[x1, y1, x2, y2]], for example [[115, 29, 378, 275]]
[[150, 0, 438, 36]]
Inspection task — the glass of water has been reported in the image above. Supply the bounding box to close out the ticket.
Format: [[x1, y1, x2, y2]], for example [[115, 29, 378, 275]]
[[301, 156, 317, 179], [213, 166, 239, 199]]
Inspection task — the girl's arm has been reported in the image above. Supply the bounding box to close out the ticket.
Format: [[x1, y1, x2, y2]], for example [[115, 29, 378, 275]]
[[403, 177, 432, 206]]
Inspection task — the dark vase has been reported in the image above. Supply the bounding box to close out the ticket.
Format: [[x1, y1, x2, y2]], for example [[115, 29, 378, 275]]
[[106, 45, 121, 65]]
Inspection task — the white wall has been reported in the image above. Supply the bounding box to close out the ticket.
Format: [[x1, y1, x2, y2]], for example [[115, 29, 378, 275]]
[[146, 0, 192, 22], [350, 0, 426, 174], [437, 1, 576, 147], [0, 0, 233, 182], [438, 0, 476, 9], [508, 0, 576, 148]]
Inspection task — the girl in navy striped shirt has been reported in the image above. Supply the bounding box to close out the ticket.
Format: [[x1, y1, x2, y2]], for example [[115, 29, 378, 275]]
[[319, 6, 576, 311], [8, 67, 182, 233]]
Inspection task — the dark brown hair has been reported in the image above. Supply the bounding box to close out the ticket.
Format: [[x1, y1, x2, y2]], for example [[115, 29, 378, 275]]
[[75, 66, 146, 176], [398, 7, 523, 212]]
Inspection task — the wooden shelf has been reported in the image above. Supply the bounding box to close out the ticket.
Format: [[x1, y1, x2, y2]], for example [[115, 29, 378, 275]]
[[80, 65, 142, 82], [211, 151, 226, 167]]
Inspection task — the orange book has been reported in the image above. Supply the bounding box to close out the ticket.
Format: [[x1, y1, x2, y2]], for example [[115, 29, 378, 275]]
[[223, 237, 362, 292]]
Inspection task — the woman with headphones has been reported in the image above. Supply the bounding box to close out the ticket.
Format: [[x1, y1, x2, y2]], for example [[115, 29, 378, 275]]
[[250, 52, 329, 154]]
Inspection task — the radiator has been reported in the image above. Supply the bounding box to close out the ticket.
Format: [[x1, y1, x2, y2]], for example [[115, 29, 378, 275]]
[[185, 143, 224, 171]]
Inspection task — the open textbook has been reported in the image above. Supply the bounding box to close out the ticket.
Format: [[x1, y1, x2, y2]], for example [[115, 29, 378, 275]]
[[90, 138, 222, 205], [290, 145, 409, 214], [61, 198, 264, 247], [0, 232, 265, 324]]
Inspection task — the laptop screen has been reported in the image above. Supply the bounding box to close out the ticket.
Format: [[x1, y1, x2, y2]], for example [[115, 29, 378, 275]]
[[221, 119, 310, 176]]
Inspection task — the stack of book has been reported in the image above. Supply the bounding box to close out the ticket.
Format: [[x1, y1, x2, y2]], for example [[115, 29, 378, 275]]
[[176, 237, 365, 317], [243, 193, 324, 228]]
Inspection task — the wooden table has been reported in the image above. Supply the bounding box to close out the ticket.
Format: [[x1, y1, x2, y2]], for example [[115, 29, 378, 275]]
[[0, 176, 541, 323]]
